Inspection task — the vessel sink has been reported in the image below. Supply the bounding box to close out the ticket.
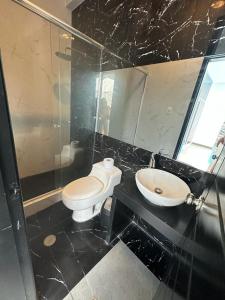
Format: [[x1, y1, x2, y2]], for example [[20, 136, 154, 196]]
[[135, 168, 190, 207]]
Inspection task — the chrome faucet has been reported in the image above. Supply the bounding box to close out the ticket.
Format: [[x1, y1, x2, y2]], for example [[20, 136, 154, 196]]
[[149, 149, 169, 168], [149, 153, 156, 168]]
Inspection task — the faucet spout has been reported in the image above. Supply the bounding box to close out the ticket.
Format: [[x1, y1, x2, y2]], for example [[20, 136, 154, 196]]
[[149, 153, 156, 168]]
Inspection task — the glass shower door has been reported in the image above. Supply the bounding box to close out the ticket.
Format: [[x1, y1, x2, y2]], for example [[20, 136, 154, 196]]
[[54, 26, 102, 188], [0, 0, 102, 203], [0, 2, 68, 201]]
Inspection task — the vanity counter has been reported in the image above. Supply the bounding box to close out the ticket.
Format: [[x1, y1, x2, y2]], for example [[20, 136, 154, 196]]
[[110, 172, 196, 246]]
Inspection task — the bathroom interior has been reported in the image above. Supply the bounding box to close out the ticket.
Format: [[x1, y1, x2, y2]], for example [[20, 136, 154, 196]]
[[0, 0, 225, 299]]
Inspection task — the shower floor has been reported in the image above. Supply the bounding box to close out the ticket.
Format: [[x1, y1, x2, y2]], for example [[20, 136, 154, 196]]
[[21, 170, 56, 201]]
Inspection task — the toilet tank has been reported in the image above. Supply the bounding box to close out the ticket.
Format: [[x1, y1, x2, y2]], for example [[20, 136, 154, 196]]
[[90, 162, 122, 188]]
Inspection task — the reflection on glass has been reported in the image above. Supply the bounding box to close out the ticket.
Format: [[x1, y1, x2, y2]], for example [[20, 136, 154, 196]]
[[97, 68, 146, 144], [177, 57, 225, 171], [134, 58, 203, 157], [98, 75, 115, 135], [0, 1, 102, 199]]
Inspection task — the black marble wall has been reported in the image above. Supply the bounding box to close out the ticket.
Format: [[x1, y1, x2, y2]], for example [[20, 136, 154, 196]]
[[92, 132, 214, 196], [72, 0, 225, 67]]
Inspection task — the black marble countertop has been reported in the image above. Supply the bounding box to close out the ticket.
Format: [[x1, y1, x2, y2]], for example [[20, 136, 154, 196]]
[[114, 172, 196, 246]]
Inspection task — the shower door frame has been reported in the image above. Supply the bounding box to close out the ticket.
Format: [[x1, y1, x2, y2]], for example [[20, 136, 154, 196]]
[[0, 54, 37, 299]]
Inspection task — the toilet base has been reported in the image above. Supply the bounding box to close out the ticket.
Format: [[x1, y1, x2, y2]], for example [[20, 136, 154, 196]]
[[72, 203, 102, 223]]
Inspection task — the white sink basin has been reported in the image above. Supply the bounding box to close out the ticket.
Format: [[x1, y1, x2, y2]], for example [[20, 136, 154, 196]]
[[135, 168, 190, 207]]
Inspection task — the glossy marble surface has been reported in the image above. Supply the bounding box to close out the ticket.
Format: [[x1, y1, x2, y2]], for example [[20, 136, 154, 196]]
[[64, 241, 160, 300], [111, 185, 225, 299], [26, 182, 225, 300], [26, 202, 112, 300], [93, 132, 152, 173], [93, 132, 214, 197], [73, 0, 225, 66], [114, 172, 225, 299], [24, 132, 224, 300], [113, 184, 195, 246], [163, 183, 225, 300], [121, 221, 172, 281], [26, 201, 178, 300]]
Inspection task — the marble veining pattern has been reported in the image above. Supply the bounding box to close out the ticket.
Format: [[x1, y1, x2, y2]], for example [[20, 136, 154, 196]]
[[73, 0, 225, 66], [93, 132, 152, 175], [64, 241, 160, 300], [26, 201, 174, 299], [93, 132, 214, 196], [120, 221, 172, 281], [26, 202, 112, 300], [27, 198, 225, 299]]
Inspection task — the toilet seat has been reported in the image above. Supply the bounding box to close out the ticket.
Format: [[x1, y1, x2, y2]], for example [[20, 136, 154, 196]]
[[63, 176, 103, 201]]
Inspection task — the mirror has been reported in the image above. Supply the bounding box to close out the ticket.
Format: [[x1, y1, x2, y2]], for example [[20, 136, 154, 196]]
[[96, 28, 225, 174], [96, 55, 225, 172], [96, 67, 146, 144], [133, 58, 203, 158], [176, 57, 225, 172]]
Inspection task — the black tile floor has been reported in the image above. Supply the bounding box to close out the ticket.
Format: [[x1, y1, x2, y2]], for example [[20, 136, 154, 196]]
[[26, 202, 172, 300], [26, 202, 113, 300], [121, 222, 172, 281]]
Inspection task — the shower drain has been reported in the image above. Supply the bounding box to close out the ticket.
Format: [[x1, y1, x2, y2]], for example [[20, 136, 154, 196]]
[[43, 234, 56, 247]]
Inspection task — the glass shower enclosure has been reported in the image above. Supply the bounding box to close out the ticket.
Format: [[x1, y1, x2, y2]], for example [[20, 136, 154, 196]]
[[1, 0, 145, 208]]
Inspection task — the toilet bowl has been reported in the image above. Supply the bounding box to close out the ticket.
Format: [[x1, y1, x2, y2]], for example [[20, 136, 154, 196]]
[[62, 160, 122, 222]]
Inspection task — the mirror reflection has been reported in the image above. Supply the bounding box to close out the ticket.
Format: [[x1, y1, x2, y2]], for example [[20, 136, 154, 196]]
[[177, 57, 225, 172], [96, 56, 225, 172], [96, 68, 146, 144]]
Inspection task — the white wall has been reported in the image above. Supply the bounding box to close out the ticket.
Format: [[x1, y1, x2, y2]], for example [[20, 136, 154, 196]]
[[134, 57, 204, 156], [0, 0, 72, 177]]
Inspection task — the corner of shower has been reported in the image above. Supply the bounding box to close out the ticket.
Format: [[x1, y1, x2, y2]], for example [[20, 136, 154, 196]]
[[3, 1, 103, 217], [6, 0, 146, 218]]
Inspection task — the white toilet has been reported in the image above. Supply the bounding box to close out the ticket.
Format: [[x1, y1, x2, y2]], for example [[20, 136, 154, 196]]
[[62, 159, 122, 222]]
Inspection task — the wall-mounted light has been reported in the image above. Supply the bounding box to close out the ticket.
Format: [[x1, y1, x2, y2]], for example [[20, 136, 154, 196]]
[[211, 0, 225, 8]]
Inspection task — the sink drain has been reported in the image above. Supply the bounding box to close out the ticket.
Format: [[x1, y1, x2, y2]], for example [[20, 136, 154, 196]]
[[43, 234, 56, 247], [154, 187, 163, 194]]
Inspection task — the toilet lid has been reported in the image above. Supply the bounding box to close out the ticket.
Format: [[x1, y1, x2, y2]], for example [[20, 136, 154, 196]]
[[63, 176, 103, 200]]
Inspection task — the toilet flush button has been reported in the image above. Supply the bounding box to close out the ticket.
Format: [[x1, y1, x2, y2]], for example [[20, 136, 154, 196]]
[[103, 158, 114, 169]]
